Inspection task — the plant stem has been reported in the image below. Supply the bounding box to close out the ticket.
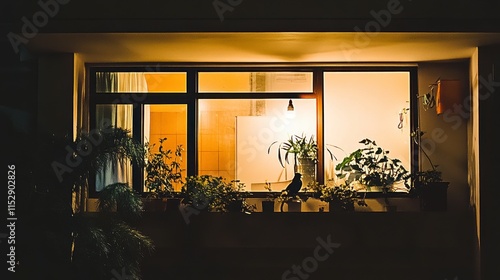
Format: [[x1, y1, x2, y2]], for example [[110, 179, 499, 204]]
[[414, 129, 436, 171]]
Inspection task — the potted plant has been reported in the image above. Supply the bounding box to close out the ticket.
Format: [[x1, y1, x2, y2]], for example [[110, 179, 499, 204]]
[[261, 181, 279, 212], [144, 137, 184, 212], [335, 138, 412, 212], [217, 180, 257, 213], [30, 126, 153, 279], [308, 181, 366, 212], [411, 130, 450, 211], [179, 175, 256, 213], [267, 133, 342, 186]]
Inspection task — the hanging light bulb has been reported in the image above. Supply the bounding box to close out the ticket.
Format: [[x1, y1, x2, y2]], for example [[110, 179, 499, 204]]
[[287, 99, 294, 111], [286, 99, 295, 119]]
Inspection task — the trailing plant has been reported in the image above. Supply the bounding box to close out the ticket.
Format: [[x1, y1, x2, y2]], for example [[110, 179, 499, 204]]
[[144, 137, 184, 198], [308, 181, 367, 211], [180, 175, 256, 213], [410, 130, 445, 190]]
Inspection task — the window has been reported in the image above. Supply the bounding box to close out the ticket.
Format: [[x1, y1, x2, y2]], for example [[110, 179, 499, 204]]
[[144, 104, 187, 192], [198, 72, 313, 93], [95, 72, 187, 93], [198, 98, 317, 191], [88, 65, 417, 197], [323, 71, 413, 182]]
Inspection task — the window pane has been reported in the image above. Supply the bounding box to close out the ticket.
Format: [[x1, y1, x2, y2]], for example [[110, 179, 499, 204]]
[[323, 72, 411, 183], [198, 99, 316, 192], [95, 104, 133, 192], [144, 104, 188, 192], [96, 72, 187, 93], [198, 72, 313, 93]]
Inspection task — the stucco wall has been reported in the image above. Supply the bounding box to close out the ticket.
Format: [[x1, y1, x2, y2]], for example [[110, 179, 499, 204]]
[[417, 60, 470, 212]]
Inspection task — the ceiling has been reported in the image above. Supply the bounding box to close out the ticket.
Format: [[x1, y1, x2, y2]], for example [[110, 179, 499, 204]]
[[26, 32, 500, 63]]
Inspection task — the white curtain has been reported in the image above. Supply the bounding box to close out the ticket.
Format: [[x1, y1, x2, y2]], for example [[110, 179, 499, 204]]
[[95, 72, 148, 191]]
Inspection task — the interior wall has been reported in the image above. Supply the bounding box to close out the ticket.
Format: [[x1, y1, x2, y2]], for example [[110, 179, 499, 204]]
[[417, 60, 470, 212]]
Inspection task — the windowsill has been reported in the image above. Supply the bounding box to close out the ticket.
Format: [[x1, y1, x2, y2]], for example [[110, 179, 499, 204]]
[[244, 191, 414, 199]]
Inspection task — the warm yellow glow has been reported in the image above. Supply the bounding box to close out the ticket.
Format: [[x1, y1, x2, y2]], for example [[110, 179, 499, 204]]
[[30, 32, 500, 63], [146, 104, 187, 191], [149, 104, 186, 112], [144, 72, 186, 92], [198, 99, 316, 189], [324, 72, 411, 181], [198, 72, 313, 93], [199, 72, 252, 92]]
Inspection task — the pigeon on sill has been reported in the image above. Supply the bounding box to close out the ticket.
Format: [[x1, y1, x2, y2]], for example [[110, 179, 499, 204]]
[[280, 173, 302, 212]]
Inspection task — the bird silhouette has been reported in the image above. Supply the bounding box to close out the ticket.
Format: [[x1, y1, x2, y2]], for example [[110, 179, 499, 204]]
[[280, 173, 302, 212], [284, 172, 302, 196]]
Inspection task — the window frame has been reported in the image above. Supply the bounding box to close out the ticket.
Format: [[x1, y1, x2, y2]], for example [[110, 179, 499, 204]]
[[87, 64, 419, 198]]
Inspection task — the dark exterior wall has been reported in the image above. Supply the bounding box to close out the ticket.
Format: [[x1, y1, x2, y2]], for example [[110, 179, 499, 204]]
[[477, 45, 500, 280], [1, 0, 496, 279], [3, 0, 500, 33], [37, 53, 74, 139]]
